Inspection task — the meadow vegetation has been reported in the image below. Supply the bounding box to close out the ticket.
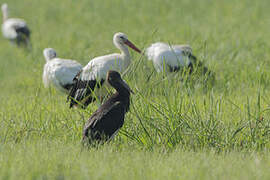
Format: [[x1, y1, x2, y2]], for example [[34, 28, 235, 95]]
[[1, 0, 270, 179]]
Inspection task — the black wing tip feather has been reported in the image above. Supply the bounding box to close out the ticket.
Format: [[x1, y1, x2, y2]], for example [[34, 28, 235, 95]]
[[67, 78, 105, 109], [15, 26, 31, 37], [167, 54, 197, 73], [14, 26, 31, 47], [188, 54, 216, 80], [168, 53, 215, 75], [63, 83, 73, 91], [67, 70, 83, 108], [188, 54, 197, 61]]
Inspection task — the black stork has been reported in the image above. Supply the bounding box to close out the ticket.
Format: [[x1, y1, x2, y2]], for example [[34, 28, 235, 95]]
[[82, 70, 132, 144]]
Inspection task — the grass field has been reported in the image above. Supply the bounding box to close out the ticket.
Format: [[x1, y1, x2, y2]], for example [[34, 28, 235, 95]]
[[1, 0, 270, 179]]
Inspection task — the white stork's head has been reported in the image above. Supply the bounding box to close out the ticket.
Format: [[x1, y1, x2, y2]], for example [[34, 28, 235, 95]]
[[1, 3, 8, 21], [43, 48, 57, 62], [113, 32, 141, 53], [113, 32, 128, 45]]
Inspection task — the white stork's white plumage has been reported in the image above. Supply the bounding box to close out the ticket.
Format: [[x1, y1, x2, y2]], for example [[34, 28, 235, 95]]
[[1, 3, 30, 46], [68, 32, 141, 108], [146, 42, 196, 73], [43, 48, 83, 94]]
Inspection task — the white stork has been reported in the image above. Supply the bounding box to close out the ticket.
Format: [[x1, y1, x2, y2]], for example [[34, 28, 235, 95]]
[[68, 32, 141, 108], [43, 48, 83, 94], [1, 3, 31, 46], [146, 42, 197, 73]]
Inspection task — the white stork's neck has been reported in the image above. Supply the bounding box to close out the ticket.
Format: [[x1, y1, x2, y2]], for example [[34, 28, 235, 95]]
[[115, 42, 131, 67], [45, 56, 53, 62], [44, 54, 57, 62], [43, 48, 57, 62], [1, 6, 8, 22]]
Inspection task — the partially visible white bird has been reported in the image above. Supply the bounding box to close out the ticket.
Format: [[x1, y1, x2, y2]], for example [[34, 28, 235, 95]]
[[68, 32, 141, 108], [1, 3, 30, 46], [43, 48, 83, 94], [146, 42, 197, 73]]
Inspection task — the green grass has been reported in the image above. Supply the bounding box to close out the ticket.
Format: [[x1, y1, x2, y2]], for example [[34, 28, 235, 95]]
[[1, 0, 270, 179], [1, 141, 270, 180]]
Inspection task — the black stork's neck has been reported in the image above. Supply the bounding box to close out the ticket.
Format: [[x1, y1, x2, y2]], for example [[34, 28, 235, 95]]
[[106, 71, 132, 112], [109, 77, 132, 98], [111, 82, 131, 112], [115, 83, 131, 96]]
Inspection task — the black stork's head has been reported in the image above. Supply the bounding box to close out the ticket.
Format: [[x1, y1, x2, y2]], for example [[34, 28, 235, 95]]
[[106, 71, 133, 94]]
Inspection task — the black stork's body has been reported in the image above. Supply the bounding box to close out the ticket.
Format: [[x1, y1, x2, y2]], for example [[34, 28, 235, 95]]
[[82, 70, 132, 144]]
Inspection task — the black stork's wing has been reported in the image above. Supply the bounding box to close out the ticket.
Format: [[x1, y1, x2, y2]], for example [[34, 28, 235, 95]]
[[82, 101, 125, 143], [13, 24, 31, 46], [188, 54, 215, 79]]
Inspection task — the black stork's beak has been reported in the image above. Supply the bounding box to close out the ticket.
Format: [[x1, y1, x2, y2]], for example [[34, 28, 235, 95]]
[[119, 79, 134, 94]]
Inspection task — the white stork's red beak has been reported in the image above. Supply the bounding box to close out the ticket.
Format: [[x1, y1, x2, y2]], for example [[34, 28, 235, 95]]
[[124, 40, 141, 54]]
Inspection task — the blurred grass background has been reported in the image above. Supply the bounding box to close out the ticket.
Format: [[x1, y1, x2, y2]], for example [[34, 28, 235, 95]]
[[1, 0, 270, 179]]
